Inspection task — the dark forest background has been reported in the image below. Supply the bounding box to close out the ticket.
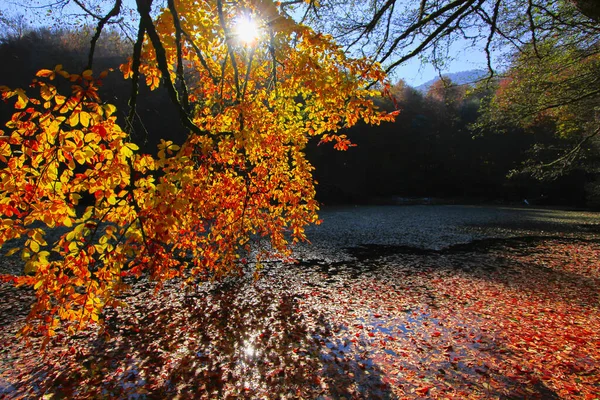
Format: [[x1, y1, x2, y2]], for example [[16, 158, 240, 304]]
[[1, 27, 598, 208]]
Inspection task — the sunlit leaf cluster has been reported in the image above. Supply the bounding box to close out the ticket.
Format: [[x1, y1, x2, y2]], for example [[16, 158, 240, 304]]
[[486, 40, 600, 139], [0, 0, 396, 339]]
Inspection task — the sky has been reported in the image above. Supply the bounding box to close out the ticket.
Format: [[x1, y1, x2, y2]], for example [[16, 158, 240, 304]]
[[0, 0, 492, 88], [390, 47, 491, 87]]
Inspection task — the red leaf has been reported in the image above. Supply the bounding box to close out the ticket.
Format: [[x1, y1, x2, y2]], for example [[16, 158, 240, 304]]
[[416, 386, 431, 395]]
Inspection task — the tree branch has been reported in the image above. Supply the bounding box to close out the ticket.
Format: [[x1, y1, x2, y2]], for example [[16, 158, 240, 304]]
[[541, 125, 600, 169], [527, 0, 540, 58], [383, 0, 481, 73], [483, 0, 501, 79], [126, 17, 145, 138], [72, 0, 104, 20], [167, 0, 190, 112], [347, 0, 395, 49], [135, 0, 204, 138], [86, 0, 122, 70], [182, 29, 218, 84], [379, 0, 472, 65], [216, 0, 241, 100]]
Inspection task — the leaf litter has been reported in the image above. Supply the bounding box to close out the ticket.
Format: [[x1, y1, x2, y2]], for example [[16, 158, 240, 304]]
[[1, 236, 600, 398]]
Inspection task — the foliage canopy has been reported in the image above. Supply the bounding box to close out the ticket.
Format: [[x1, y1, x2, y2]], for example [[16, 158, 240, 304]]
[[0, 0, 395, 340]]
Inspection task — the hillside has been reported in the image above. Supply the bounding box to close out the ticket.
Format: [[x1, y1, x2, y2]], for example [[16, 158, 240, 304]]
[[415, 69, 488, 92]]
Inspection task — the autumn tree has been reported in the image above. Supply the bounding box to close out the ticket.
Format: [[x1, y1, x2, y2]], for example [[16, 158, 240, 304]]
[[0, 0, 396, 340], [481, 40, 600, 154], [474, 38, 600, 205], [425, 78, 467, 114]]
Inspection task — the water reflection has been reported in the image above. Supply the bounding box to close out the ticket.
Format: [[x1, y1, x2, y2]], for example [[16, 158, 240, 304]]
[[242, 336, 258, 359], [243, 340, 256, 358]]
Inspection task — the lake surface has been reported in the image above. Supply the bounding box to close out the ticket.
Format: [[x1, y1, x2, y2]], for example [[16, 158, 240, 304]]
[[2, 205, 599, 399], [293, 205, 600, 262]]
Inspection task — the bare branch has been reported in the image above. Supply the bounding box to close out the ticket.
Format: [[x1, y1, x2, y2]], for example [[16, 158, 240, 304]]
[[72, 0, 104, 20], [347, 0, 395, 49], [379, 0, 472, 65], [126, 18, 146, 139], [135, 0, 204, 138], [484, 0, 501, 79], [216, 0, 241, 100], [86, 0, 122, 70], [167, 0, 190, 111], [383, 0, 481, 73]]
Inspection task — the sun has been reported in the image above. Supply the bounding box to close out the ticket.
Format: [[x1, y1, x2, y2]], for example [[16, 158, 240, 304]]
[[234, 15, 260, 44]]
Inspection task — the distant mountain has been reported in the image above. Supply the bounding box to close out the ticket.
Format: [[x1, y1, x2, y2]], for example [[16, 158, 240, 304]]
[[415, 69, 488, 93]]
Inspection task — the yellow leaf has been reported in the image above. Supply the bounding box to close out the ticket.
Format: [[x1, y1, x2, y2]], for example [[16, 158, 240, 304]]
[[30, 240, 40, 252], [32, 230, 47, 246], [21, 248, 31, 261], [70, 193, 82, 204], [103, 104, 117, 116], [82, 70, 93, 80], [36, 69, 55, 79], [38, 251, 50, 263], [79, 111, 91, 127], [63, 140, 77, 152], [84, 133, 99, 143], [74, 150, 86, 164], [6, 247, 20, 256], [68, 241, 78, 252], [0, 141, 11, 162], [120, 142, 139, 158], [67, 113, 79, 127], [120, 60, 133, 79], [14, 89, 28, 109]]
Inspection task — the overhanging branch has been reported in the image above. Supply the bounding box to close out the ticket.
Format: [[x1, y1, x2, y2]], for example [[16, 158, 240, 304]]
[[135, 0, 204, 139], [86, 0, 122, 70]]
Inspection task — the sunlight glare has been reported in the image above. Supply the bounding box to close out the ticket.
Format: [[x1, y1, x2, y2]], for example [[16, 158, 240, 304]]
[[235, 16, 260, 44]]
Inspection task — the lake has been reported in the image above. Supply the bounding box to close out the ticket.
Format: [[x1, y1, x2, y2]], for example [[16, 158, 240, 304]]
[[294, 205, 600, 262]]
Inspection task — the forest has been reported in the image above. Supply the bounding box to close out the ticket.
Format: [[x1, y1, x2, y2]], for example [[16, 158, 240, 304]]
[[1, 24, 598, 208], [0, 0, 599, 398]]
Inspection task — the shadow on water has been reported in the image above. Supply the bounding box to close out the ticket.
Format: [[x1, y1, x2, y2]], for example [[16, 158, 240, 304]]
[[24, 275, 393, 399], [466, 207, 600, 235]]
